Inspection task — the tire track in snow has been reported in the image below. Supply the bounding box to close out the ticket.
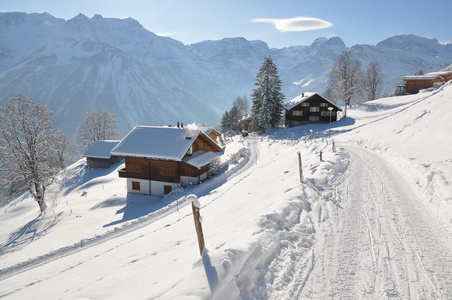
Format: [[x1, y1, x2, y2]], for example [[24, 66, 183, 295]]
[[299, 145, 452, 299]]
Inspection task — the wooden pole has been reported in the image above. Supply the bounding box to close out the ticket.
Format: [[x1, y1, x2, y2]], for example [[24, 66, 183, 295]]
[[191, 200, 205, 256], [297, 151, 303, 184], [320, 150, 323, 161]]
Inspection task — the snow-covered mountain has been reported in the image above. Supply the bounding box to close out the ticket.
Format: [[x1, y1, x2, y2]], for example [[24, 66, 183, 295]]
[[1, 12, 452, 135]]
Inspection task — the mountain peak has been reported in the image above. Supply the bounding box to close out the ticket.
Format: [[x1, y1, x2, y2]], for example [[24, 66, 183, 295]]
[[377, 34, 440, 51], [311, 36, 346, 48]]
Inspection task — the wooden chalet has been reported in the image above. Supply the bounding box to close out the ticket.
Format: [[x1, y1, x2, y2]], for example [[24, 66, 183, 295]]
[[83, 140, 122, 168], [401, 69, 452, 94], [110, 126, 222, 196], [283, 93, 342, 127]]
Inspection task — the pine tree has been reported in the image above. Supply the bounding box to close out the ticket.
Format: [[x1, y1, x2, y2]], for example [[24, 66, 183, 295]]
[[251, 56, 285, 133], [220, 110, 231, 133]]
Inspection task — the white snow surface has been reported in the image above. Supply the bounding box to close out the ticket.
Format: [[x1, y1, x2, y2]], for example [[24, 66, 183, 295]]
[[1, 83, 452, 299]]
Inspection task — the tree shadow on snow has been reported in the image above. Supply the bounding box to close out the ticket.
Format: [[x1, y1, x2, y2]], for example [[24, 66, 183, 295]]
[[103, 194, 166, 227], [0, 212, 62, 255]]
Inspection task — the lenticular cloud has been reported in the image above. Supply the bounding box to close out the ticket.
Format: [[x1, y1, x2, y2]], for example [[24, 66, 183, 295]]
[[252, 17, 333, 32]]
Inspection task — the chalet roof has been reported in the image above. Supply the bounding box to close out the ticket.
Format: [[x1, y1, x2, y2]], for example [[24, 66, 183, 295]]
[[401, 74, 443, 80], [183, 150, 219, 168], [110, 125, 221, 161], [111, 126, 199, 160], [199, 127, 220, 137], [83, 140, 120, 159], [283, 92, 341, 111], [426, 70, 452, 76]]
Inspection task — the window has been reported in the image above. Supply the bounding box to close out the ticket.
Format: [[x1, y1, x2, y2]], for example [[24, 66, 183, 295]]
[[301, 103, 309, 107], [128, 164, 142, 173], [321, 111, 336, 116], [320, 103, 328, 107], [164, 185, 172, 194], [310, 107, 319, 112], [132, 181, 140, 191], [309, 116, 319, 121], [292, 110, 302, 116], [159, 166, 176, 177]]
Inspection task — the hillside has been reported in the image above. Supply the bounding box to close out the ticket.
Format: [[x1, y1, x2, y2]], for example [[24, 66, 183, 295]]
[[0, 82, 451, 299], [1, 12, 452, 135]]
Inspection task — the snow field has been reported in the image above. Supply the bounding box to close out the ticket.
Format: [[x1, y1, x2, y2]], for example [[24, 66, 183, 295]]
[[1, 83, 452, 299]]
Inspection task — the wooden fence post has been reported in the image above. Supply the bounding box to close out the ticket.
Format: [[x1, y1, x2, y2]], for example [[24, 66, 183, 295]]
[[332, 140, 336, 152], [297, 151, 303, 184], [320, 150, 323, 161], [187, 194, 205, 256]]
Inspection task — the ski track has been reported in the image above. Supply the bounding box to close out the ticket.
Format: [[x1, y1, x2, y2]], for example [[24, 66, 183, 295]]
[[297, 145, 452, 299], [0, 138, 260, 281]]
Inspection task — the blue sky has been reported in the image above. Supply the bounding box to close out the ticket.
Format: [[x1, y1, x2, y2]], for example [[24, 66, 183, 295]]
[[2, 0, 451, 48]]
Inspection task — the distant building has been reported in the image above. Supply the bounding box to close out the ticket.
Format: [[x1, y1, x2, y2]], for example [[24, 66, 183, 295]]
[[401, 68, 452, 94], [83, 140, 122, 169], [283, 93, 342, 127], [111, 126, 222, 196]]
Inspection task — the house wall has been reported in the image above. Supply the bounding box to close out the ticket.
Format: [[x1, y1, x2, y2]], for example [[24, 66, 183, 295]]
[[86, 157, 123, 168], [404, 77, 445, 94], [286, 94, 340, 127], [127, 178, 150, 195], [127, 178, 180, 196]]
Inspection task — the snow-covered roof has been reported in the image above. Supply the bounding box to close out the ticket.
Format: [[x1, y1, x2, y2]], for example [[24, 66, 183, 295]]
[[183, 150, 219, 168], [283, 92, 341, 111], [83, 140, 120, 159], [426, 70, 452, 76], [110, 126, 201, 161], [402, 74, 442, 80], [199, 127, 220, 137]]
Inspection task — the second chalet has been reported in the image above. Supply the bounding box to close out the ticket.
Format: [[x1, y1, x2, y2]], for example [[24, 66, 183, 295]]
[[283, 92, 342, 127], [111, 125, 222, 196]]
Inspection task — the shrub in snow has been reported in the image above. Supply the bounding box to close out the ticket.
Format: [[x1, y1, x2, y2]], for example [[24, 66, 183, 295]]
[[208, 157, 222, 176]]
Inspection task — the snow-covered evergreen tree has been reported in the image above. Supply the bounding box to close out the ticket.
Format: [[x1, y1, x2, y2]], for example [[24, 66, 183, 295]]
[[251, 56, 285, 133], [220, 110, 231, 134], [0, 96, 62, 213]]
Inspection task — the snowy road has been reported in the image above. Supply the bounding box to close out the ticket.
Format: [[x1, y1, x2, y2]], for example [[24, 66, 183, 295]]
[[300, 145, 452, 299]]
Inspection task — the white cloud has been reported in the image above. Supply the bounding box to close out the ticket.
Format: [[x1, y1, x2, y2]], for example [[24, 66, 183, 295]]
[[251, 16, 333, 32]]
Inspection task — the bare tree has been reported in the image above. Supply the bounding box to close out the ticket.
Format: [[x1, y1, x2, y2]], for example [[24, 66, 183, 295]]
[[0, 96, 61, 213], [361, 60, 383, 101], [234, 96, 249, 116], [76, 110, 119, 151], [53, 133, 77, 170], [327, 51, 361, 117]]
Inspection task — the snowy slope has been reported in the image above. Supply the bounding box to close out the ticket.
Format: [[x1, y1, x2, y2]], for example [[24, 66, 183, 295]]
[[1, 12, 452, 135], [1, 81, 451, 299]]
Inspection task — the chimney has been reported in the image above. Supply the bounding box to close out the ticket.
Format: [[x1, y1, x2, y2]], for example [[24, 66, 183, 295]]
[[302, 92, 305, 97], [185, 127, 193, 139], [181, 123, 184, 128]]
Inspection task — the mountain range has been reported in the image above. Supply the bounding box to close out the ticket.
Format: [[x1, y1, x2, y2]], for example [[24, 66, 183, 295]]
[[1, 12, 451, 136]]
